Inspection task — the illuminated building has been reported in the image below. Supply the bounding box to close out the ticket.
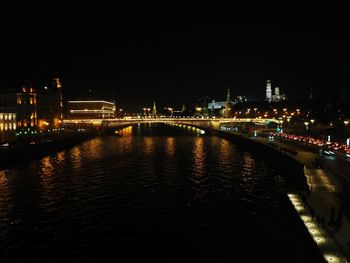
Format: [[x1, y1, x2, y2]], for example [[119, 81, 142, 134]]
[[0, 80, 38, 131], [266, 80, 272, 102], [208, 88, 247, 117], [0, 79, 61, 132], [0, 108, 16, 143], [266, 80, 287, 103], [67, 100, 116, 119], [36, 83, 61, 131]]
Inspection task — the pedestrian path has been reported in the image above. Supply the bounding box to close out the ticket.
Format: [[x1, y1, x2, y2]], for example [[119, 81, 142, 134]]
[[288, 192, 349, 263], [304, 167, 339, 192]]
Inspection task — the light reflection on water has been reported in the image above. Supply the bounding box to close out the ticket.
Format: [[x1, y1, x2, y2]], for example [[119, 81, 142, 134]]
[[0, 124, 324, 262], [192, 137, 205, 178]]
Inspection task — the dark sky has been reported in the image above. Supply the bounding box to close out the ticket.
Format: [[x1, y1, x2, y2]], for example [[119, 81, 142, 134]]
[[2, 22, 350, 111]]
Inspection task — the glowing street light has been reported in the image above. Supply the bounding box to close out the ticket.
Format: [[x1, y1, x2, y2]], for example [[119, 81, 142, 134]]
[[310, 119, 315, 124], [304, 121, 309, 131], [344, 120, 349, 126]]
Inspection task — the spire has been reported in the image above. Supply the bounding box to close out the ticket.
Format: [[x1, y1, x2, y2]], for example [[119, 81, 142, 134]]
[[226, 86, 231, 103], [181, 102, 186, 113], [225, 86, 233, 118], [152, 101, 157, 117], [309, 88, 313, 100]]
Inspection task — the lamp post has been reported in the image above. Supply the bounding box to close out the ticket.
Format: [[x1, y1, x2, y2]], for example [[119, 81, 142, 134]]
[[195, 107, 202, 117], [304, 121, 309, 133]]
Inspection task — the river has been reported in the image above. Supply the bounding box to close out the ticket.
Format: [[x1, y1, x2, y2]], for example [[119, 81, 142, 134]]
[[0, 123, 324, 262]]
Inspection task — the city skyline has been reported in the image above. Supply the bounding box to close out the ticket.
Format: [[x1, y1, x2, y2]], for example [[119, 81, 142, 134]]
[[2, 23, 350, 111]]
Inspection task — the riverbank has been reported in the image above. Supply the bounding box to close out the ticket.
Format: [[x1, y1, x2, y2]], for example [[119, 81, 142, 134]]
[[211, 128, 350, 261]]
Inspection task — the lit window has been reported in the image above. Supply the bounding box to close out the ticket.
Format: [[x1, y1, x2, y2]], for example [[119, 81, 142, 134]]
[[4, 124, 8, 131], [0, 123, 3, 131], [30, 88, 33, 93], [17, 97, 22, 104], [18, 121, 21, 127], [31, 120, 35, 127], [4, 114, 7, 120], [22, 87, 26, 93], [9, 123, 12, 130], [0, 114, 2, 120], [30, 98, 33, 104], [8, 114, 12, 120]]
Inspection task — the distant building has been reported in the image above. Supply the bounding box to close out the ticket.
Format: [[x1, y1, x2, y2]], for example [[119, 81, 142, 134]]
[[266, 80, 272, 102], [0, 108, 16, 143], [207, 88, 247, 117], [67, 100, 116, 119], [266, 80, 287, 102], [0, 79, 61, 132]]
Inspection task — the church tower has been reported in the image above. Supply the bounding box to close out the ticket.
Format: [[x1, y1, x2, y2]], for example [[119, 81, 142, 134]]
[[53, 73, 63, 122], [266, 80, 272, 102], [225, 87, 233, 118]]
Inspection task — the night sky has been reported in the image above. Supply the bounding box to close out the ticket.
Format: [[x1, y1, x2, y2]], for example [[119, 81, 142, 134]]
[[2, 22, 350, 111]]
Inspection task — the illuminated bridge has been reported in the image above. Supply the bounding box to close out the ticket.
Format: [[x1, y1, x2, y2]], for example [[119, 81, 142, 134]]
[[63, 117, 281, 131]]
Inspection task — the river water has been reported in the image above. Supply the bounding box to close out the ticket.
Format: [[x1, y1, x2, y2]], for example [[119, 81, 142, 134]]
[[0, 123, 324, 262]]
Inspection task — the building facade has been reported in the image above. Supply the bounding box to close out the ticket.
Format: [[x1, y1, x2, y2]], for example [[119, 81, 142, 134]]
[[67, 100, 116, 119], [0, 108, 16, 144], [0, 79, 61, 132]]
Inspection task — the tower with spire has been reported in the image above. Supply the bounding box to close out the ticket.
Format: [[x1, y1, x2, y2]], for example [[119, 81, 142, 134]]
[[309, 88, 313, 100], [225, 87, 233, 118], [152, 101, 157, 118], [53, 73, 63, 122], [181, 102, 186, 113], [266, 80, 272, 102]]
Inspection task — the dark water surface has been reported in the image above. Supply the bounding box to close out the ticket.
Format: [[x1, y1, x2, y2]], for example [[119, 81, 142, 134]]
[[0, 124, 324, 262]]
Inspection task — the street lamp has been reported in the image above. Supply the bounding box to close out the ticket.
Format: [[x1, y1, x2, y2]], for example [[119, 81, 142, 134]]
[[304, 121, 309, 131], [195, 107, 202, 117], [310, 119, 315, 124], [344, 120, 349, 126]]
